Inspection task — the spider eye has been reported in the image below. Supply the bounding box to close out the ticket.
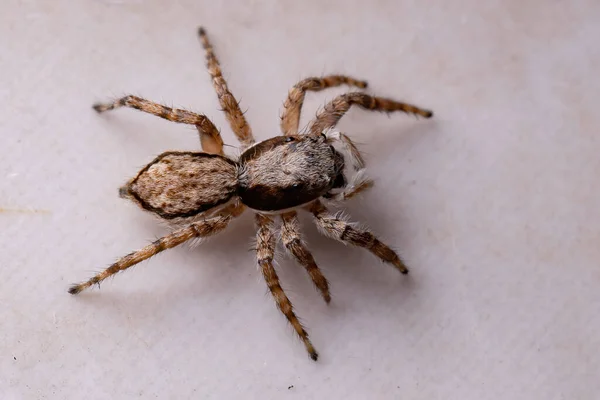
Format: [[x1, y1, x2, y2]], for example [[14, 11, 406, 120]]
[[286, 182, 305, 192], [285, 137, 295, 142]]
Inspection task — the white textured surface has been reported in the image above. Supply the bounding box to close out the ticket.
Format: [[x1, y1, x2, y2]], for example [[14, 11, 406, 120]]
[[2, 1, 599, 399]]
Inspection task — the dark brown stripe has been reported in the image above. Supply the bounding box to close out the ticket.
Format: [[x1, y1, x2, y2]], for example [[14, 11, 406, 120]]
[[340, 225, 352, 241], [153, 239, 166, 252]]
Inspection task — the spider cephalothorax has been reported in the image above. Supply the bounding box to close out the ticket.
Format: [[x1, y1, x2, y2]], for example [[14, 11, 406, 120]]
[[69, 27, 433, 361], [237, 134, 346, 211]]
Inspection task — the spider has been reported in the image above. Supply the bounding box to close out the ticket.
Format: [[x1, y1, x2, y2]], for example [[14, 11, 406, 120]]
[[68, 27, 433, 361]]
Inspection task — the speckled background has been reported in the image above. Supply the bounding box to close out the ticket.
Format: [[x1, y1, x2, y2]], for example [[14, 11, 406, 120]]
[[2, 1, 599, 399]]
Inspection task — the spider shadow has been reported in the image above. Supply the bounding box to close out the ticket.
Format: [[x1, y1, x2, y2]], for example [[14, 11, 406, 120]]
[[340, 117, 441, 235], [298, 119, 441, 324], [75, 118, 441, 341], [158, 210, 259, 299]]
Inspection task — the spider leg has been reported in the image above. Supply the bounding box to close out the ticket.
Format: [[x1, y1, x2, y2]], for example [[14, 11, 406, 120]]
[[68, 210, 238, 294], [323, 131, 373, 200], [214, 201, 246, 218], [256, 214, 319, 361], [307, 200, 409, 274], [198, 27, 254, 149], [92, 95, 224, 155], [309, 92, 433, 136], [326, 131, 366, 170], [280, 211, 331, 304], [280, 75, 368, 136], [326, 170, 374, 202]]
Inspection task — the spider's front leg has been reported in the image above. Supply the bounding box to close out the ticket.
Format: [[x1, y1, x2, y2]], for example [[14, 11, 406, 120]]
[[280, 75, 368, 136], [92, 95, 224, 155], [255, 214, 319, 361], [325, 170, 374, 202], [323, 131, 374, 200], [68, 212, 235, 294], [308, 200, 409, 274], [309, 92, 433, 136], [324, 130, 367, 170]]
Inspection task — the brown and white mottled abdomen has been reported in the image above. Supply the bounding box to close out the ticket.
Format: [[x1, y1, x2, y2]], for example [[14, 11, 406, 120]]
[[121, 152, 239, 219]]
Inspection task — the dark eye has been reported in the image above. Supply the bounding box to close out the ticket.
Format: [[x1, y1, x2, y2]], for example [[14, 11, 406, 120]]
[[285, 137, 295, 142], [291, 183, 302, 189]]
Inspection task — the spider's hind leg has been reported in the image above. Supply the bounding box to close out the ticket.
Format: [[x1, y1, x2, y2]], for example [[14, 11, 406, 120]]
[[68, 212, 235, 294]]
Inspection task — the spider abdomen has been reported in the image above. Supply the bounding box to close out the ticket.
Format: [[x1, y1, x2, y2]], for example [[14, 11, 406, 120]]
[[121, 151, 239, 219], [237, 135, 343, 211]]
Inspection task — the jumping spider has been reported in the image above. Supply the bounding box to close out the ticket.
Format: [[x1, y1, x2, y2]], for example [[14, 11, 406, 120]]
[[69, 27, 433, 361]]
